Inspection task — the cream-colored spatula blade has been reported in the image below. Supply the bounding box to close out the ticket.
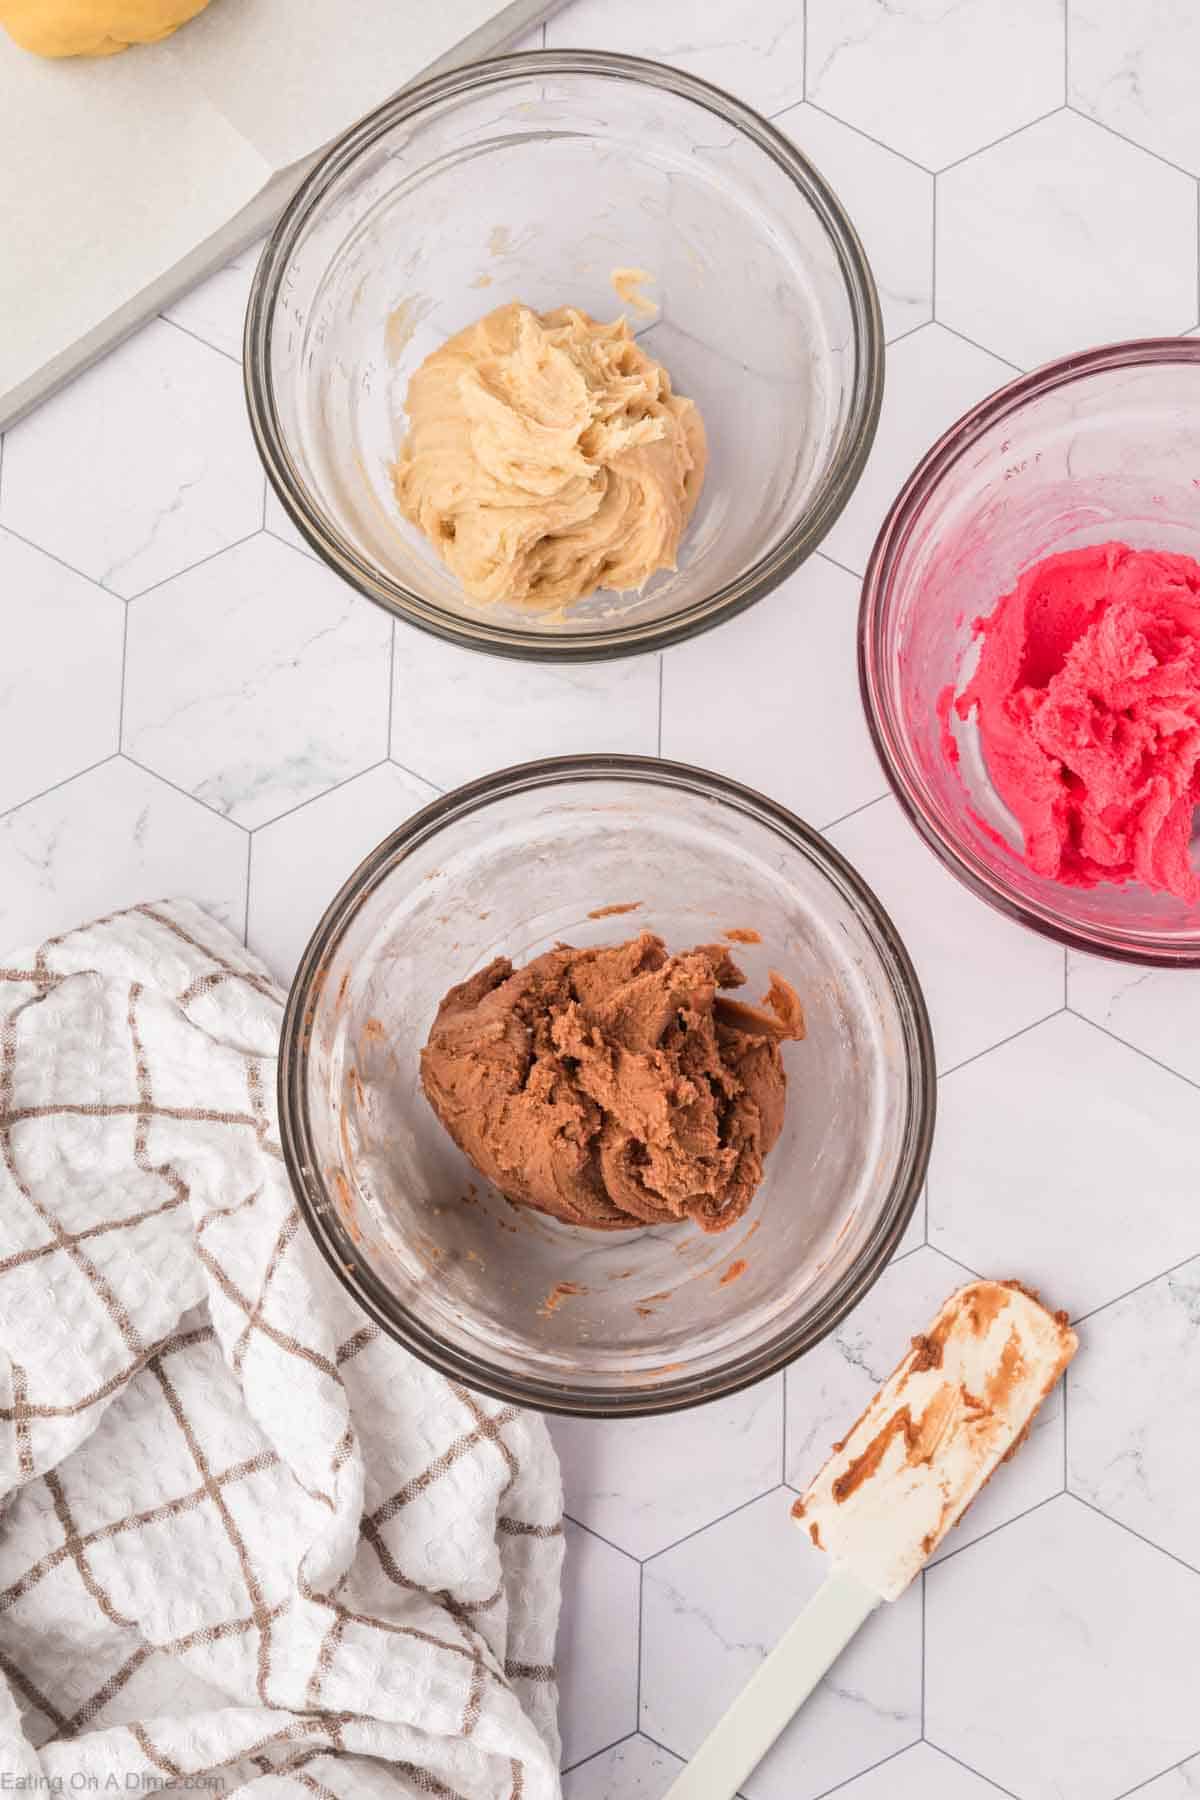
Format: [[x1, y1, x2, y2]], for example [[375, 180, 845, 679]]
[[664, 1280, 1077, 1800]]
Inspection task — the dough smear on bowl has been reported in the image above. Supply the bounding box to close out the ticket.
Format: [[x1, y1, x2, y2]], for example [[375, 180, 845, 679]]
[[420, 932, 804, 1234], [391, 301, 706, 612]]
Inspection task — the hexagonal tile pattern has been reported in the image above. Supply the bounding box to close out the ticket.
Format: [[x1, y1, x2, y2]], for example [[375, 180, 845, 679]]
[[0, 530, 124, 814], [937, 111, 1198, 369], [1069, 951, 1200, 1089], [0, 318, 262, 599], [162, 239, 263, 364], [926, 1496, 1200, 1800], [550, 1376, 781, 1561], [820, 325, 1013, 577], [1137, 1760, 1200, 1800], [559, 1522, 640, 1771], [247, 761, 439, 982], [0, 758, 247, 949], [827, 797, 1064, 1072], [545, 0, 805, 116], [823, 1743, 1008, 1799], [776, 104, 933, 342], [786, 1248, 1064, 1560], [264, 485, 316, 560], [660, 555, 886, 831], [123, 534, 392, 827], [641, 1491, 921, 1800], [929, 1011, 1200, 1319], [807, 0, 1063, 170], [562, 1736, 683, 1800], [391, 629, 658, 791], [1069, 0, 1200, 174], [1068, 1257, 1200, 1571]]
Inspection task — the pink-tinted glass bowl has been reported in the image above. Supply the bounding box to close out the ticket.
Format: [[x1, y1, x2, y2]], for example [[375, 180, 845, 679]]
[[860, 338, 1200, 968]]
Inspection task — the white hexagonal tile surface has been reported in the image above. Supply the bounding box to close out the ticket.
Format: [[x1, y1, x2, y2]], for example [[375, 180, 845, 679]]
[[827, 798, 1064, 1073], [0, 318, 262, 599], [123, 534, 392, 827], [562, 1736, 683, 1800], [660, 555, 886, 831], [937, 111, 1198, 369], [819, 325, 1014, 578], [926, 1496, 1200, 1800], [807, 0, 1063, 170], [776, 104, 934, 343], [929, 1011, 1200, 1319], [1137, 1761, 1200, 1800], [0, 759, 247, 949], [247, 761, 439, 983], [786, 1248, 1064, 1562], [641, 1491, 921, 1800], [162, 241, 263, 364], [1069, 0, 1200, 174], [551, 1376, 781, 1561], [1068, 1258, 1200, 1571], [1069, 951, 1200, 1089], [0, 531, 124, 815], [545, 0, 806, 116], [824, 1743, 1011, 1799], [391, 629, 659, 791], [559, 1521, 641, 1771]]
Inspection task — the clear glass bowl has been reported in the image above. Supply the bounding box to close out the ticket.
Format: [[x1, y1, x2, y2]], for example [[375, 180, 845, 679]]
[[244, 51, 882, 661], [278, 757, 934, 1417], [861, 339, 1200, 967]]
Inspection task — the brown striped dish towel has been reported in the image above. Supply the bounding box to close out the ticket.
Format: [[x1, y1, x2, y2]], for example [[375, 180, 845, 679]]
[[0, 900, 564, 1797]]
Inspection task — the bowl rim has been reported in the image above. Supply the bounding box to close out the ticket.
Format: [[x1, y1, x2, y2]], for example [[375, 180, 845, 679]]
[[277, 753, 936, 1418], [859, 335, 1200, 970], [243, 47, 884, 665]]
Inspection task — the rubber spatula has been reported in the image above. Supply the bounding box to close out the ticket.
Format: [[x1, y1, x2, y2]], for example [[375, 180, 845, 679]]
[[662, 1279, 1077, 1800]]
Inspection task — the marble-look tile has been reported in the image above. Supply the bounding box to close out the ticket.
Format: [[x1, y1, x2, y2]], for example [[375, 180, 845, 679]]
[[775, 104, 933, 342], [559, 1521, 640, 1771], [819, 325, 1012, 577], [0, 758, 247, 952], [1069, 0, 1200, 174], [1136, 1758, 1200, 1800], [1068, 1257, 1200, 1570], [929, 1011, 1200, 1319], [825, 1743, 1010, 1799], [926, 1495, 1200, 1800], [0, 318, 262, 600], [786, 1248, 1064, 1558], [247, 761, 438, 983], [641, 1490, 921, 1800], [937, 111, 1198, 369], [391, 628, 658, 791], [660, 555, 886, 831], [545, 0, 805, 117], [551, 1377, 782, 1561], [264, 486, 318, 561], [123, 534, 392, 828], [1068, 951, 1200, 1089], [162, 239, 264, 363], [0, 531, 124, 815], [562, 1736, 682, 1800], [826, 798, 1064, 1073], [807, 0, 1063, 171]]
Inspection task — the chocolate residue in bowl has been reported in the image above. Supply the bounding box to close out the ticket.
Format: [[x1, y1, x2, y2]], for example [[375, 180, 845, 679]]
[[538, 1280, 588, 1319], [722, 926, 762, 944], [588, 901, 642, 919]]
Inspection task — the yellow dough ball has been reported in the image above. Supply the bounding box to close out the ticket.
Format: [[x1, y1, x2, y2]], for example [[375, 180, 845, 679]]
[[0, 0, 211, 56]]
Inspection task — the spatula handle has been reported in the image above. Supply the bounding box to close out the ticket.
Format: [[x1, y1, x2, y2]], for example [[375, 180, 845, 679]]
[[661, 1565, 880, 1800]]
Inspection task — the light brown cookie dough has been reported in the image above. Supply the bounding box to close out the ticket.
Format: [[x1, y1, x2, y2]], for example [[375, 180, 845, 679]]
[[392, 301, 706, 612], [420, 933, 804, 1235]]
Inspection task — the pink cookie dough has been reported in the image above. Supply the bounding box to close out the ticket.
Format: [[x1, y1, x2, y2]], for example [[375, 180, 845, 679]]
[[950, 541, 1200, 902]]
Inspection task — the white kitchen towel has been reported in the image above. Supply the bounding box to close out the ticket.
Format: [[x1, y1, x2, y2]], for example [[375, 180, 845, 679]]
[[0, 900, 563, 1796]]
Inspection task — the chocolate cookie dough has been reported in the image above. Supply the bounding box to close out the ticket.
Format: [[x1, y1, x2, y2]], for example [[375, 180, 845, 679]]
[[420, 933, 804, 1233], [392, 301, 706, 612]]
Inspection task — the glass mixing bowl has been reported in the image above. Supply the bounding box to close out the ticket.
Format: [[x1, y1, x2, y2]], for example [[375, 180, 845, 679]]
[[278, 756, 934, 1417], [861, 339, 1200, 967], [244, 51, 882, 661]]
